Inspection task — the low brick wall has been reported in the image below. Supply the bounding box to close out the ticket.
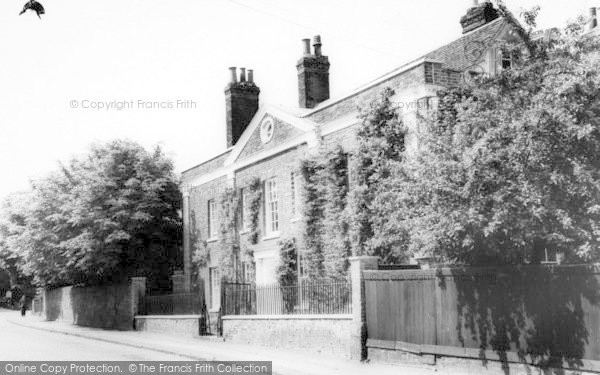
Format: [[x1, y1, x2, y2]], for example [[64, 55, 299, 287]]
[[222, 315, 354, 358], [43, 283, 134, 330], [134, 315, 201, 337]]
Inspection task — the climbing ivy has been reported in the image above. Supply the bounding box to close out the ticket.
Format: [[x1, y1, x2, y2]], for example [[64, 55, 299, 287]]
[[190, 211, 209, 290], [347, 87, 408, 263], [247, 178, 262, 245], [277, 237, 298, 313], [300, 145, 350, 281], [277, 237, 298, 286], [218, 187, 239, 282]]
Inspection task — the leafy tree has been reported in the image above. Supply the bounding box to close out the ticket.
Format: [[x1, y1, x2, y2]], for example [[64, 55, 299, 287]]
[[5, 140, 182, 288], [0, 192, 34, 292], [378, 17, 600, 265], [348, 87, 409, 263]]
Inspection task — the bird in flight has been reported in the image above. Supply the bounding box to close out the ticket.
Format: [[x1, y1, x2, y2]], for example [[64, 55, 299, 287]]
[[19, 0, 45, 18]]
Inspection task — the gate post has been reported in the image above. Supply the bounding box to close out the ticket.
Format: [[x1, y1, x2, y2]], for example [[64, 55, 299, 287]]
[[349, 256, 379, 360], [130, 277, 147, 318]]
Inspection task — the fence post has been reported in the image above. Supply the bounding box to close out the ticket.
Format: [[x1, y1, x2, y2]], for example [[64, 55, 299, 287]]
[[349, 256, 379, 361], [130, 277, 147, 320], [42, 288, 48, 321]]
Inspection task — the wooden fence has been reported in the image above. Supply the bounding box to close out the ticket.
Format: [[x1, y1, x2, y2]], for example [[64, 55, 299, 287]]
[[364, 265, 600, 372]]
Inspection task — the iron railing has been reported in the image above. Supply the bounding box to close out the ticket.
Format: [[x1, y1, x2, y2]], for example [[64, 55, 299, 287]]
[[222, 280, 352, 316], [139, 292, 204, 315], [378, 264, 421, 270]]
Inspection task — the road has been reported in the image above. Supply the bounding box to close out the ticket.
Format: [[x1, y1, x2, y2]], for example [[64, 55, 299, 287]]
[[0, 310, 190, 361]]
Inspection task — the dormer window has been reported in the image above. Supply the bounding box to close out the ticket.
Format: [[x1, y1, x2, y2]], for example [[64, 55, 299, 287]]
[[501, 50, 513, 70]]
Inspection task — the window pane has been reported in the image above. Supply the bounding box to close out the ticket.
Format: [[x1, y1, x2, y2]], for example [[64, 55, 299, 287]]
[[265, 178, 279, 235], [210, 267, 220, 309], [208, 199, 218, 238]]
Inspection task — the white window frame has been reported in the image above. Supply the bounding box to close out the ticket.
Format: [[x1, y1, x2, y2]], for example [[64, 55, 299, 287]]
[[264, 178, 279, 237], [241, 261, 253, 284], [209, 267, 220, 310], [207, 199, 218, 240]]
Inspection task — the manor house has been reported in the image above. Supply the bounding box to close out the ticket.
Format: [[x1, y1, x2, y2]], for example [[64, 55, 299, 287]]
[[179, 0, 537, 312]]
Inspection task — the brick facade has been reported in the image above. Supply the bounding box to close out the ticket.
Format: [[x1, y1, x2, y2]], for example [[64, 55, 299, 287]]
[[180, 15, 512, 307], [238, 116, 304, 161]]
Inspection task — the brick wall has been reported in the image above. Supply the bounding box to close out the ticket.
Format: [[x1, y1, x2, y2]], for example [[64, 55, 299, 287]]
[[235, 147, 307, 261], [237, 116, 304, 161], [306, 64, 427, 124], [182, 151, 231, 182], [134, 316, 201, 338], [321, 124, 359, 152], [425, 62, 462, 87], [43, 283, 134, 330], [222, 315, 354, 358], [188, 176, 229, 309]]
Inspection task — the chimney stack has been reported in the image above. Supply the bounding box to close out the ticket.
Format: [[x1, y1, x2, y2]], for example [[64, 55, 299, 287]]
[[297, 35, 330, 109], [590, 8, 598, 30], [460, 0, 499, 34], [225, 67, 260, 148]]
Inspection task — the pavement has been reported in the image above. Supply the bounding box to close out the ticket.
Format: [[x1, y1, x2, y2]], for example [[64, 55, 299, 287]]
[[1, 309, 437, 375]]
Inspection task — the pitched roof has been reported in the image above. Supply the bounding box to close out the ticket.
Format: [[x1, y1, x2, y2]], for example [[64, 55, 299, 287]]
[[303, 18, 511, 117], [422, 17, 509, 71]]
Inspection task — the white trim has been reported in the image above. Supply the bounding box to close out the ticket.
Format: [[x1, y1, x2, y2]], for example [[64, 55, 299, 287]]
[[300, 57, 432, 117], [261, 233, 280, 241], [185, 132, 317, 187], [180, 147, 233, 175], [221, 314, 353, 320], [319, 112, 361, 137], [254, 249, 278, 259]]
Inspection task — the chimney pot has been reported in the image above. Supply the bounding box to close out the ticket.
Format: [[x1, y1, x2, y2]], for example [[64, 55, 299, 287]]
[[460, 0, 499, 34], [297, 35, 330, 108], [302, 38, 311, 55], [247, 69, 254, 83], [225, 68, 260, 147], [313, 35, 322, 56]]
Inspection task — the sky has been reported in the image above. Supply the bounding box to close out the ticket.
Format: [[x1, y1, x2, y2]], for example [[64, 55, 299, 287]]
[[0, 0, 593, 199]]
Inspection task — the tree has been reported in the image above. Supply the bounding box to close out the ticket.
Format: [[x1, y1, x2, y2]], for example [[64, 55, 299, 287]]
[[5, 140, 182, 288], [378, 16, 600, 265], [347, 87, 409, 263], [0, 192, 34, 293]]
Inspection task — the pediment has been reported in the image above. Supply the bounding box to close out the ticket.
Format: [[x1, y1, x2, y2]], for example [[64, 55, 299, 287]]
[[225, 105, 318, 165]]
